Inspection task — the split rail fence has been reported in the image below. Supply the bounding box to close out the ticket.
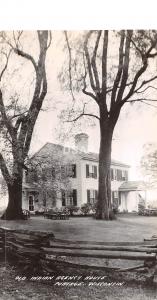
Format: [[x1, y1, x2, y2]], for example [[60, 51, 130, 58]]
[[0, 227, 157, 283]]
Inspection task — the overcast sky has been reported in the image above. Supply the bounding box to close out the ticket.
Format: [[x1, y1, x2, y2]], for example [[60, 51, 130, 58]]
[[0, 31, 157, 181], [26, 31, 157, 181]]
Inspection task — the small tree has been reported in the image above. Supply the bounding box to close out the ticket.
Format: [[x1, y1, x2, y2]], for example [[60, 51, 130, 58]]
[[0, 31, 51, 219], [60, 30, 157, 220], [26, 150, 73, 210], [141, 143, 157, 185]]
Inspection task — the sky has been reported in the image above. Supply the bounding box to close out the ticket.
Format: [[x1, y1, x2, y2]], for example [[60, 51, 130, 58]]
[[26, 31, 157, 181], [0, 30, 157, 182]]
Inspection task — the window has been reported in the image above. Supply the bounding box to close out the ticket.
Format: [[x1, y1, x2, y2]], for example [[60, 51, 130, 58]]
[[29, 195, 34, 211], [111, 169, 128, 181], [117, 169, 122, 181], [122, 170, 128, 181], [67, 164, 77, 178], [62, 189, 77, 206], [61, 166, 66, 179], [73, 189, 77, 206], [87, 189, 98, 204], [86, 164, 97, 179]]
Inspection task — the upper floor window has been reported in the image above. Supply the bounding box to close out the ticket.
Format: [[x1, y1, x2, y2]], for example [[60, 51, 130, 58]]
[[61, 164, 77, 178], [66, 164, 77, 178], [86, 164, 97, 179], [111, 168, 128, 181]]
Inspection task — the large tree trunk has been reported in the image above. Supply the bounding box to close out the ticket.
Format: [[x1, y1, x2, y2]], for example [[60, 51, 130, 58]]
[[1, 164, 24, 220], [96, 121, 114, 220]]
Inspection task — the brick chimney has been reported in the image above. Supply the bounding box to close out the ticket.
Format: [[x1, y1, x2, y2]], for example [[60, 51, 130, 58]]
[[75, 133, 89, 152]]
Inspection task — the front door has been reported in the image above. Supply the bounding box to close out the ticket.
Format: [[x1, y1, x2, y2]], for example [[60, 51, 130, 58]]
[[29, 195, 34, 211]]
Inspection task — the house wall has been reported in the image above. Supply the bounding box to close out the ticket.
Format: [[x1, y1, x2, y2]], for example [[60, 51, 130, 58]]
[[22, 142, 130, 211], [119, 190, 146, 212], [80, 160, 98, 205], [70, 159, 130, 206]]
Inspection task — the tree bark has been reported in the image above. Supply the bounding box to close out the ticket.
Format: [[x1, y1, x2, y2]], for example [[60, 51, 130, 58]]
[[96, 119, 114, 220], [1, 163, 24, 220]]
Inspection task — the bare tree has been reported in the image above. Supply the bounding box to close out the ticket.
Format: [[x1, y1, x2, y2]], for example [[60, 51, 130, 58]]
[[60, 30, 157, 220], [0, 31, 51, 219]]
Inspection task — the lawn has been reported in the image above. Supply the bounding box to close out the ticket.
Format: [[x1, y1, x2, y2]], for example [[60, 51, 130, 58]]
[[0, 214, 157, 299], [0, 213, 156, 242]]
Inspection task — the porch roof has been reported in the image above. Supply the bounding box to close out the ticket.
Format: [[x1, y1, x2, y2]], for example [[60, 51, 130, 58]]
[[119, 181, 146, 192]]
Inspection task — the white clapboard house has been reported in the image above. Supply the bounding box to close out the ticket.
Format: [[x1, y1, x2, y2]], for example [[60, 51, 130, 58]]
[[22, 133, 146, 213]]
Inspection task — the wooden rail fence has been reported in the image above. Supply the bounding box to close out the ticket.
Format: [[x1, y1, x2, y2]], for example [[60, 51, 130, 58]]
[[0, 227, 157, 283]]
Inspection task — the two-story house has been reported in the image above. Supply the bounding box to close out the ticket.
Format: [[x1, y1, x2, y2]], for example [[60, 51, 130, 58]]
[[22, 133, 146, 213]]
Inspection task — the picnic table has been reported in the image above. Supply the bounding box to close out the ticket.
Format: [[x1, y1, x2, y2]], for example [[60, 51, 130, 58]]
[[44, 210, 69, 220]]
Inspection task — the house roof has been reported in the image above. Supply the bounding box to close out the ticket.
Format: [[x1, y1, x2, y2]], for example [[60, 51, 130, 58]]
[[119, 181, 146, 192], [30, 142, 130, 168], [23, 183, 39, 191]]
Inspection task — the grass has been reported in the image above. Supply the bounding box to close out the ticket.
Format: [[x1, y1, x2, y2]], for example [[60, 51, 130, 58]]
[[0, 214, 157, 299], [0, 213, 156, 242]]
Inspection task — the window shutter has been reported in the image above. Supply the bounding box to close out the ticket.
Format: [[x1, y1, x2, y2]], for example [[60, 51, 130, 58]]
[[86, 164, 89, 178], [125, 171, 128, 181], [87, 190, 90, 203], [62, 190, 66, 206], [117, 169, 122, 181], [95, 190, 98, 201], [94, 166, 97, 179], [61, 166, 65, 179], [111, 168, 114, 180], [73, 189, 77, 206], [72, 164, 76, 178], [111, 191, 114, 203]]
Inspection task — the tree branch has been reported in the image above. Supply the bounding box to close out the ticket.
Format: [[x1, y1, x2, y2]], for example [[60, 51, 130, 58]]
[[134, 76, 157, 93], [102, 30, 108, 97], [64, 31, 75, 101], [82, 88, 97, 100], [15, 48, 37, 73], [0, 49, 12, 82], [84, 31, 96, 92], [111, 30, 125, 104], [66, 112, 100, 122], [91, 30, 102, 92], [0, 90, 16, 140], [126, 98, 157, 102], [135, 85, 157, 94], [116, 30, 133, 102]]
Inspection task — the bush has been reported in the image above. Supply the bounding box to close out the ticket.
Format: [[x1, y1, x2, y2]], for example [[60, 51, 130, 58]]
[[66, 206, 79, 216], [81, 203, 96, 216]]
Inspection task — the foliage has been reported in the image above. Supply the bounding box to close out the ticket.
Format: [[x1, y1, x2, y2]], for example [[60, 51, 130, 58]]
[[0, 31, 51, 219], [141, 143, 157, 185], [59, 30, 157, 220]]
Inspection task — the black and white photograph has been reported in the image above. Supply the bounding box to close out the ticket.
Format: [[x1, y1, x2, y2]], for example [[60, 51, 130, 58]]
[[0, 2, 157, 299]]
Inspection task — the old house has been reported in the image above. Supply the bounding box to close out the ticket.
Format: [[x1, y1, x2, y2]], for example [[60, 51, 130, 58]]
[[22, 133, 146, 213]]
